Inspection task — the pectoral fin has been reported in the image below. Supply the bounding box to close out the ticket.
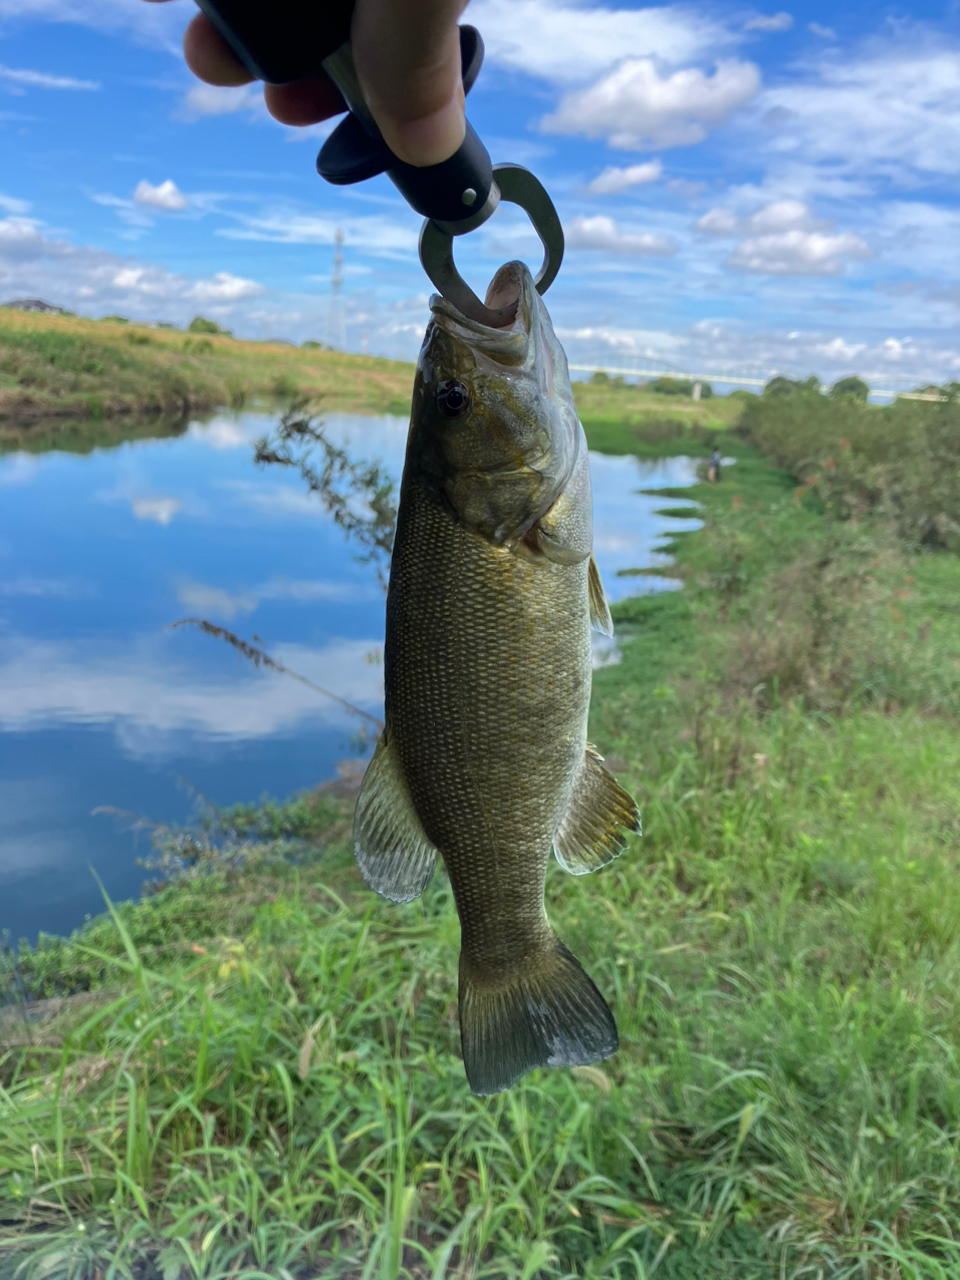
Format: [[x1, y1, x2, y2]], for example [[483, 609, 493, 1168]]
[[588, 555, 614, 637], [553, 746, 641, 875], [353, 731, 438, 902]]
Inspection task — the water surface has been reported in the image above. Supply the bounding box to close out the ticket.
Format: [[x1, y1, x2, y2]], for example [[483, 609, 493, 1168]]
[[0, 411, 700, 942]]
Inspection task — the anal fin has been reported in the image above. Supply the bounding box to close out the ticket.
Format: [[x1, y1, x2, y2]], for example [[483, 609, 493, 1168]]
[[588, 555, 614, 637], [353, 731, 438, 902], [553, 746, 641, 875]]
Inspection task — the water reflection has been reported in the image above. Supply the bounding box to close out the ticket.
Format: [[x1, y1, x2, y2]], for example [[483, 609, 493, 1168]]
[[0, 410, 700, 942]]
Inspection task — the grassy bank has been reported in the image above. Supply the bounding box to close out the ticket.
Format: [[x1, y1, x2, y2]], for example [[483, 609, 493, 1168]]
[[2, 410, 960, 1276], [0, 309, 414, 424], [573, 378, 741, 455]]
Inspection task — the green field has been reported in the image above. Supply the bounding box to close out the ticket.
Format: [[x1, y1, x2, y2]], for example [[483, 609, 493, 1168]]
[[2, 390, 959, 1277], [572, 377, 742, 455], [0, 308, 415, 429]]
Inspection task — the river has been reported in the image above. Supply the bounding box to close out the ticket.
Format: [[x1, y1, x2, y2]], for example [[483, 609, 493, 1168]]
[[0, 409, 701, 943]]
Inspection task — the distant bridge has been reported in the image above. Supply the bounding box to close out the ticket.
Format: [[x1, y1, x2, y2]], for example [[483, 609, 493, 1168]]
[[567, 363, 947, 403]]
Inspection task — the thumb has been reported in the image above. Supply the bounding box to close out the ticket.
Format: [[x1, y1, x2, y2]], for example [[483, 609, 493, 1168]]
[[352, 0, 468, 168]]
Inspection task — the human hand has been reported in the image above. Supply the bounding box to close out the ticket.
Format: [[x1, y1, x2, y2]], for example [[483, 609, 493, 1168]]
[[145, 0, 469, 167]]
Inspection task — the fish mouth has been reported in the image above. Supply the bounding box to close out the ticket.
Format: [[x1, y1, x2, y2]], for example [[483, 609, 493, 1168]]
[[429, 261, 538, 368]]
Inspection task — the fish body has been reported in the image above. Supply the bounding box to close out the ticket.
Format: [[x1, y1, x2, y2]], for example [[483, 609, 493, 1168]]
[[353, 262, 641, 1094]]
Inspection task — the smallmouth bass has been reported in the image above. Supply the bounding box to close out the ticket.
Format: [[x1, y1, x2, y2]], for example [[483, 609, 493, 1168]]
[[353, 261, 641, 1094]]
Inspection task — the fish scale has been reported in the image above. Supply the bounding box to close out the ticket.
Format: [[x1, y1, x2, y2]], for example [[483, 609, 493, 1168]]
[[352, 260, 641, 1094], [390, 482, 588, 972]]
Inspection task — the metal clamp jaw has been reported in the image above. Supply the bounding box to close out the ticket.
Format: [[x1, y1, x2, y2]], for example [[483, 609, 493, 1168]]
[[194, 0, 564, 327]]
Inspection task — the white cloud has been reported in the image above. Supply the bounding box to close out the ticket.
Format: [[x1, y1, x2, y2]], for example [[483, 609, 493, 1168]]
[[557, 318, 960, 388], [808, 22, 836, 39], [542, 58, 761, 149], [695, 207, 743, 236], [667, 178, 707, 199], [747, 198, 810, 232], [187, 271, 264, 301], [696, 198, 810, 235], [744, 12, 793, 33], [179, 83, 263, 120], [758, 38, 960, 178], [0, 63, 98, 90], [694, 199, 870, 275], [565, 215, 676, 256], [0, 215, 70, 260], [587, 161, 662, 195], [0, 192, 29, 214], [730, 229, 870, 276], [0, 213, 267, 320], [133, 179, 187, 212], [815, 337, 865, 362], [468, 0, 733, 83], [0, 0, 186, 50], [218, 210, 417, 256]]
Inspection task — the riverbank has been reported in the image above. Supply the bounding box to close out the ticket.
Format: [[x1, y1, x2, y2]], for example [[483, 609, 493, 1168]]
[[0, 309, 415, 425], [0, 309, 738, 450], [2, 410, 959, 1276]]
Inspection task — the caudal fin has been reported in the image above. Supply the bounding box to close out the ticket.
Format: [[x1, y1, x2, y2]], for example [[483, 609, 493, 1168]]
[[459, 937, 618, 1096]]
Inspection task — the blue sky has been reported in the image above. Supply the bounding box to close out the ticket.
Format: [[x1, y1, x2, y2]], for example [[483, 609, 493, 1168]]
[[0, 0, 958, 388]]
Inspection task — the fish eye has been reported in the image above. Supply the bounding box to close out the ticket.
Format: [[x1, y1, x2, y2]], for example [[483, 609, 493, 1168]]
[[436, 379, 471, 419]]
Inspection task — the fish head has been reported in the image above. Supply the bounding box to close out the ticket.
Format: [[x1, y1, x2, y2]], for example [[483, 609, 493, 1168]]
[[409, 260, 581, 547]]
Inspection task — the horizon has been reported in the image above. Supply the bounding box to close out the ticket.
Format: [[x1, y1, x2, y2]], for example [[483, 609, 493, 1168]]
[[1, 0, 958, 392]]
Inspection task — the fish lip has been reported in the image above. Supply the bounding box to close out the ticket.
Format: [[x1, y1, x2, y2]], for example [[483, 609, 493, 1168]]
[[429, 261, 536, 352]]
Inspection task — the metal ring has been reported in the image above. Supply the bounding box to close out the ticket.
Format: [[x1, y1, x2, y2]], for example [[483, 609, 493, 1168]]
[[418, 163, 565, 328]]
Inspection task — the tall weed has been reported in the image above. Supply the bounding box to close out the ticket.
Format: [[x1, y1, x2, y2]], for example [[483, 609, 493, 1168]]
[[739, 393, 960, 548]]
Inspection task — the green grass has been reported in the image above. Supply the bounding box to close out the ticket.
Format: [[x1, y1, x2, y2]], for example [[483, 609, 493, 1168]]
[[2, 422, 960, 1276], [573, 381, 741, 457], [0, 309, 415, 428]]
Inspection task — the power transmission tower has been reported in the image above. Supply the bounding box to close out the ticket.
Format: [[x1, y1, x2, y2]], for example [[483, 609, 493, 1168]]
[[325, 228, 347, 352]]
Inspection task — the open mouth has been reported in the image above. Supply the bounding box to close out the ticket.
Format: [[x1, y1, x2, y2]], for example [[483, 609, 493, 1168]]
[[431, 262, 534, 338]]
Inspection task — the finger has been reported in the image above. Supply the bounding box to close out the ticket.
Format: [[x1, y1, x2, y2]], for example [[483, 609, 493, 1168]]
[[265, 77, 346, 126], [183, 12, 255, 86], [352, 0, 468, 167]]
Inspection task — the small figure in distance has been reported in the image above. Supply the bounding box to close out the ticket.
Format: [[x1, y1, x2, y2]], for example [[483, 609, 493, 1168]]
[[143, 0, 469, 168], [707, 446, 722, 483]]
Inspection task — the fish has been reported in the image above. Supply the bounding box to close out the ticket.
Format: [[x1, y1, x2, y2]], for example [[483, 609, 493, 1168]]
[[352, 260, 641, 1095]]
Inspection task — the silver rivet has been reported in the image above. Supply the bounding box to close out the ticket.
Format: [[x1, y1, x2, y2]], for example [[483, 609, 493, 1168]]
[[461, 187, 477, 206]]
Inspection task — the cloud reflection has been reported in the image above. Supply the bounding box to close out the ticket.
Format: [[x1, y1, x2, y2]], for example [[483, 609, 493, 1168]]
[[0, 633, 384, 758], [132, 495, 182, 524], [175, 575, 381, 621]]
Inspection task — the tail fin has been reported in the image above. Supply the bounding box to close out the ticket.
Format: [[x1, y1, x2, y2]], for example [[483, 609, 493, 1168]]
[[459, 937, 618, 1096]]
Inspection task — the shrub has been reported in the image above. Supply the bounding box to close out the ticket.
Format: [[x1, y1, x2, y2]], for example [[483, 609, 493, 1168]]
[[643, 376, 715, 399], [183, 337, 213, 355], [763, 374, 821, 397], [188, 316, 232, 336], [271, 372, 299, 401], [739, 391, 960, 549], [829, 375, 869, 402]]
